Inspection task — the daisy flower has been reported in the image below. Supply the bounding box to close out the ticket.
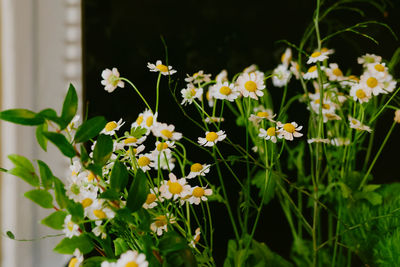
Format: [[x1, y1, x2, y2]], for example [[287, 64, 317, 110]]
[[86, 199, 115, 225], [367, 62, 388, 79], [272, 64, 291, 87], [185, 70, 212, 84], [360, 72, 386, 96], [159, 173, 191, 201], [190, 228, 201, 248], [324, 63, 344, 81], [303, 65, 318, 80], [197, 130, 226, 147], [180, 84, 203, 105], [68, 249, 83, 267], [290, 61, 301, 80], [243, 64, 257, 73], [249, 108, 276, 124], [152, 140, 175, 154], [150, 213, 176, 236], [307, 51, 329, 64], [136, 153, 154, 172], [212, 81, 240, 101], [205, 116, 225, 124], [206, 87, 216, 107], [277, 122, 303, 141], [63, 215, 80, 238], [186, 163, 211, 179], [383, 74, 397, 93], [121, 136, 146, 148], [101, 68, 125, 93], [340, 75, 360, 87], [143, 188, 162, 209], [115, 250, 149, 267], [349, 117, 372, 133], [357, 53, 382, 67], [152, 122, 183, 141], [188, 186, 213, 205], [280, 48, 292, 67], [131, 110, 157, 133], [236, 72, 265, 100], [147, 60, 176, 75], [93, 225, 107, 239], [321, 47, 335, 55], [350, 84, 371, 103], [101, 119, 125, 135], [258, 127, 278, 143], [216, 69, 228, 83]]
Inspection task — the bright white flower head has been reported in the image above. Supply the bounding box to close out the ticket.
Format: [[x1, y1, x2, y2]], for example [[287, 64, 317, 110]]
[[93, 225, 107, 239], [307, 138, 330, 144], [383, 74, 397, 93], [186, 163, 211, 179], [367, 62, 388, 79], [185, 70, 212, 83], [216, 69, 228, 83], [243, 64, 257, 73], [115, 250, 149, 267], [303, 65, 318, 80], [152, 140, 175, 155], [350, 84, 371, 103], [249, 107, 276, 124], [340, 75, 360, 87], [205, 116, 224, 124], [136, 153, 155, 172], [360, 72, 386, 96], [101, 119, 125, 135], [159, 173, 191, 201], [280, 48, 292, 67], [63, 215, 80, 238], [349, 117, 372, 133], [198, 130, 226, 147], [151, 149, 175, 170], [150, 213, 176, 236], [206, 87, 216, 107], [212, 81, 240, 102], [86, 199, 116, 225], [307, 51, 329, 64], [277, 122, 303, 141], [101, 68, 125, 93], [258, 127, 278, 143], [357, 53, 382, 67], [147, 60, 176, 75], [143, 188, 162, 209], [131, 110, 158, 133], [67, 115, 81, 133], [325, 63, 344, 81], [321, 47, 335, 55], [309, 98, 338, 122], [188, 186, 213, 205], [180, 84, 203, 105], [190, 228, 201, 248], [236, 72, 265, 100], [272, 64, 291, 87], [152, 122, 183, 141], [120, 135, 146, 148], [68, 249, 83, 267]]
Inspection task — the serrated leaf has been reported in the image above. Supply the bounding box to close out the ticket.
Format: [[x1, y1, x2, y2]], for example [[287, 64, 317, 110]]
[[37, 160, 54, 189], [24, 189, 53, 209], [36, 123, 48, 151], [54, 177, 68, 209], [74, 116, 107, 143], [43, 132, 76, 158], [0, 109, 44, 125], [93, 134, 113, 167], [8, 154, 35, 172], [126, 169, 148, 212], [114, 238, 129, 256], [54, 235, 94, 254], [8, 167, 40, 187], [41, 211, 67, 230], [110, 160, 129, 192], [60, 84, 78, 130]]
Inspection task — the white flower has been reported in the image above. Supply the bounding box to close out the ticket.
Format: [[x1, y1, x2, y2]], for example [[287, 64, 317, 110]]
[[63, 215, 80, 238], [185, 70, 212, 83], [143, 188, 162, 209], [147, 60, 176, 75], [159, 173, 191, 201], [383, 74, 397, 93], [151, 149, 175, 170], [206, 87, 216, 107], [136, 153, 154, 172], [150, 213, 176, 236], [290, 61, 301, 80], [152, 122, 183, 141], [307, 138, 330, 144], [367, 62, 388, 79], [115, 250, 149, 267], [360, 72, 386, 96], [277, 122, 303, 141], [216, 69, 228, 83], [321, 47, 335, 55], [280, 48, 292, 67], [152, 140, 175, 154], [197, 130, 226, 147], [272, 64, 291, 87], [188, 186, 212, 205], [190, 228, 201, 248], [101, 119, 125, 135], [205, 116, 224, 124], [249, 108, 276, 124], [236, 72, 265, 100], [68, 249, 83, 267], [181, 84, 203, 105], [303, 65, 318, 80], [258, 127, 278, 143], [357, 53, 382, 67], [186, 163, 211, 179], [243, 64, 257, 73], [349, 117, 372, 133], [350, 84, 371, 103], [324, 63, 344, 81], [67, 115, 81, 133], [307, 51, 329, 64], [86, 199, 116, 225], [93, 225, 107, 239], [340, 75, 360, 87], [131, 110, 158, 133], [101, 68, 125, 93], [212, 82, 240, 102]]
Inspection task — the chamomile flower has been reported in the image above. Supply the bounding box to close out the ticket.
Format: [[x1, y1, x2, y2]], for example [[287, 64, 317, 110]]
[[63, 215, 80, 238], [303, 65, 318, 80], [367, 62, 388, 79], [216, 69, 228, 83], [121, 135, 146, 147], [136, 153, 154, 172], [258, 127, 278, 143], [152, 122, 183, 141], [131, 110, 158, 133], [243, 64, 257, 73], [143, 188, 162, 209], [280, 48, 292, 67], [151, 150, 175, 170], [186, 163, 211, 179], [185, 70, 212, 83], [188, 186, 213, 205], [205, 116, 225, 124], [190, 228, 201, 248], [68, 249, 83, 267], [383, 74, 397, 93], [150, 213, 176, 236], [325, 63, 344, 81], [277, 122, 303, 141], [212, 82, 240, 101], [181, 84, 203, 105], [349, 117, 372, 133], [147, 60, 176, 75], [340, 75, 360, 87], [197, 130, 226, 147], [93, 225, 107, 239], [394, 110, 400, 123], [206, 87, 216, 107], [321, 47, 335, 55], [350, 84, 371, 103], [101, 119, 125, 135], [249, 108, 276, 124], [87, 199, 115, 225], [290, 61, 301, 80], [360, 72, 386, 96], [272, 64, 291, 87], [152, 140, 175, 154], [159, 173, 191, 200], [101, 68, 125, 93], [307, 138, 330, 144], [115, 250, 149, 267], [236, 72, 265, 100], [357, 53, 382, 67], [307, 51, 329, 64]]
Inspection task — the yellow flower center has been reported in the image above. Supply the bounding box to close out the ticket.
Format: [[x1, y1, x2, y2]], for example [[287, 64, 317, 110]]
[[138, 156, 150, 167], [190, 88, 197, 96], [308, 66, 317, 73], [219, 86, 232, 95], [169, 182, 183, 194], [205, 132, 218, 142], [157, 142, 169, 151], [124, 137, 138, 144], [281, 53, 291, 63], [356, 89, 366, 99], [145, 193, 157, 204], [193, 187, 205, 198], [332, 68, 343, 76], [366, 77, 378, 88], [190, 163, 203, 172], [321, 47, 329, 53], [108, 75, 119, 87], [322, 104, 331, 110], [314, 99, 320, 104], [256, 111, 269, 118], [283, 123, 295, 133], [68, 257, 79, 267], [87, 172, 95, 182], [266, 127, 276, 136], [105, 121, 117, 132], [374, 64, 385, 72], [67, 221, 75, 231], [136, 115, 143, 125], [244, 81, 257, 92], [125, 262, 139, 267], [349, 75, 359, 82], [81, 198, 93, 208], [156, 64, 168, 72], [311, 51, 321, 58], [71, 171, 77, 176], [93, 209, 107, 219], [146, 116, 154, 127], [154, 215, 167, 227], [351, 119, 358, 125], [161, 129, 173, 139]]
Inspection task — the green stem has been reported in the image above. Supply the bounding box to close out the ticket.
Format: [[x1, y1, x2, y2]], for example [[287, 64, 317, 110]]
[[155, 72, 162, 114], [120, 78, 152, 112]]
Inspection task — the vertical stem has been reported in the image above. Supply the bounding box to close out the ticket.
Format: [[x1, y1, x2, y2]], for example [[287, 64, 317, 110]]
[[155, 72, 162, 114]]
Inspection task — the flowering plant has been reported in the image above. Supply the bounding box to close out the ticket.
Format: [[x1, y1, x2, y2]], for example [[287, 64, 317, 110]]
[[1, 1, 400, 267]]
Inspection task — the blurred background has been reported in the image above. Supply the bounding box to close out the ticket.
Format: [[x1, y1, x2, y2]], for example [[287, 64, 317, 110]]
[[1, 0, 400, 266]]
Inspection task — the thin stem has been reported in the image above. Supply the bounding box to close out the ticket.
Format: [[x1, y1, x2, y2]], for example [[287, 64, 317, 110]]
[[155, 72, 162, 114], [120, 78, 152, 112]]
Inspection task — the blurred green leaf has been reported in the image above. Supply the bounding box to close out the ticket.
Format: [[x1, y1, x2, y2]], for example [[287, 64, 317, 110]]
[[54, 177, 68, 209], [43, 132, 76, 158], [37, 160, 54, 189], [93, 134, 113, 167], [60, 84, 78, 130], [36, 123, 48, 151], [110, 160, 129, 192], [8, 154, 35, 172], [74, 116, 107, 143], [54, 234, 94, 254], [6, 231, 15, 240], [126, 169, 148, 212], [8, 167, 39, 187], [41, 210, 67, 230], [99, 189, 120, 201], [0, 109, 44, 125], [37, 108, 63, 126], [251, 170, 276, 205], [67, 200, 84, 223], [83, 257, 108, 267], [159, 232, 197, 267], [80, 144, 90, 165], [24, 189, 53, 209], [113, 238, 129, 256]]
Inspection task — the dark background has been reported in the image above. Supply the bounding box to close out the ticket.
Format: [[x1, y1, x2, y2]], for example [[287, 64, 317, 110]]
[[82, 0, 400, 264]]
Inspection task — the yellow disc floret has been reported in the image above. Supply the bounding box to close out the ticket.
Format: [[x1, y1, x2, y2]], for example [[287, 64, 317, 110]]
[[124, 137, 138, 144], [356, 89, 366, 99], [161, 129, 173, 139], [193, 187, 205, 198], [367, 77, 378, 88], [156, 64, 168, 72], [219, 86, 232, 95], [266, 127, 276, 136], [138, 156, 150, 167], [168, 182, 183, 194], [256, 111, 269, 118], [145, 193, 157, 204], [154, 215, 167, 227], [93, 209, 107, 219], [157, 142, 169, 151], [205, 132, 218, 142], [146, 116, 154, 127], [125, 261, 139, 267], [81, 198, 93, 208], [68, 258, 79, 267], [283, 123, 295, 133], [374, 64, 385, 72], [332, 68, 343, 76], [308, 66, 317, 73], [311, 51, 321, 58], [105, 121, 117, 132], [244, 81, 257, 92], [191, 163, 203, 172], [136, 116, 143, 125]]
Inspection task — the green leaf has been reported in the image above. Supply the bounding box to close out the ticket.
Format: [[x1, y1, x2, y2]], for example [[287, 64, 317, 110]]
[[130, 126, 147, 139], [37, 108, 63, 126], [24, 189, 53, 209], [83, 257, 108, 267], [159, 232, 197, 266], [0, 109, 44, 125], [54, 177, 68, 209], [54, 234, 94, 254], [60, 84, 78, 130], [67, 200, 84, 223], [8, 167, 40, 187], [41, 211, 67, 230], [37, 160, 54, 189], [43, 132, 76, 158], [74, 116, 107, 143], [36, 123, 48, 151], [110, 160, 129, 192], [251, 170, 276, 205], [80, 144, 90, 165], [126, 169, 148, 212], [114, 238, 129, 256], [363, 184, 381, 192], [99, 189, 120, 201], [93, 134, 113, 167], [8, 154, 35, 172], [6, 231, 15, 240]]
